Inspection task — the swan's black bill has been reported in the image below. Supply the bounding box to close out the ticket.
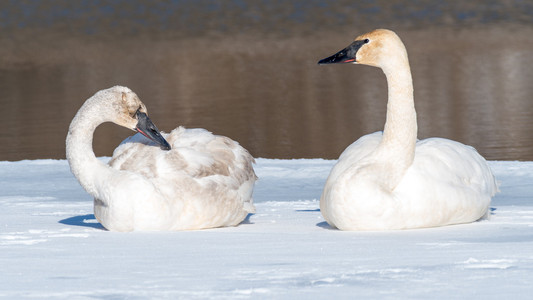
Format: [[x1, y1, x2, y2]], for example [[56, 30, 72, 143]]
[[318, 40, 367, 65], [135, 111, 171, 151]]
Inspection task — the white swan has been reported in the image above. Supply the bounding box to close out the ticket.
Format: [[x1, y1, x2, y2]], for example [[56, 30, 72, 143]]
[[318, 29, 498, 230], [66, 86, 256, 231]]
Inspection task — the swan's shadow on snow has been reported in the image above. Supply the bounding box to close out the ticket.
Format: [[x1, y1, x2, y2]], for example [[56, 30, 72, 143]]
[[315, 208, 498, 231], [240, 213, 255, 225], [294, 208, 334, 230], [316, 221, 335, 230], [60, 214, 255, 230], [59, 214, 106, 230]]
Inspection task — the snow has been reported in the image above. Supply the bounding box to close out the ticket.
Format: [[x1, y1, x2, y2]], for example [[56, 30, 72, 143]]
[[1, 158, 533, 299]]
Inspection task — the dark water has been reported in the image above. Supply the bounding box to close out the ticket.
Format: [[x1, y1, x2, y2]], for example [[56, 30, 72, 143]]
[[1, 1, 533, 161]]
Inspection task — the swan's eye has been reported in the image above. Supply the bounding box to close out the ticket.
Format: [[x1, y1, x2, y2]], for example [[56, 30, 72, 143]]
[[364, 39, 370, 44], [132, 107, 141, 118]]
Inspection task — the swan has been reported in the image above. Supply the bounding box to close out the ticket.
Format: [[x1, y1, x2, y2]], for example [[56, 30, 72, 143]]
[[317, 29, 498, 230], [66, 86, 256, 231]]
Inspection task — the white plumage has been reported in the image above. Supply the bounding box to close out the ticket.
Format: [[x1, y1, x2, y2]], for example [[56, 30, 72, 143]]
[[66, 86, 256, 231], [318, 29, 498, 230]]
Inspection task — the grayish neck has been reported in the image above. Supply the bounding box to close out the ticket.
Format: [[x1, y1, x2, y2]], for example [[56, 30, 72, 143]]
[[66, 98, 115, 199]]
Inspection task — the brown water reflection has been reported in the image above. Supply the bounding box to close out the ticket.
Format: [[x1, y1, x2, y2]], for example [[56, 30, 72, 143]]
[[1, 26, 533, 161]]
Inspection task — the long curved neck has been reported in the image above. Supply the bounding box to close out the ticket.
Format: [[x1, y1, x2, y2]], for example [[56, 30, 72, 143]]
[[372, 51, 417, 190], [66, 98, 115, 199]]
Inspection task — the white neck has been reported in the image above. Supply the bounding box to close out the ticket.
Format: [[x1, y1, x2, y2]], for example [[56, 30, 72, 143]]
[[66, 98, 115, 199], [371, 50, 417, 190]]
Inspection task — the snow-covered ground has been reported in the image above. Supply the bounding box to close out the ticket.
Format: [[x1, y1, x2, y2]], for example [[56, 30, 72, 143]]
[[1, 158, 533, 299]]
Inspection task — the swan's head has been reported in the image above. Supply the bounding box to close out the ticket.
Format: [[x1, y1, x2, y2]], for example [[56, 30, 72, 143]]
[[318, 29, 407, 69], [102, 86, 171, 151]]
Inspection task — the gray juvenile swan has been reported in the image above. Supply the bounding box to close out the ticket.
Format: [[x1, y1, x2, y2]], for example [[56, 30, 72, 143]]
[[66, 86, 256, 231], [318, 29, 498, 230]]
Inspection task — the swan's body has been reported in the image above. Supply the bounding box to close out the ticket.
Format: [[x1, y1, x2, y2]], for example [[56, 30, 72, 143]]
[[318, 29, 497, 230], [66, 86, 256, 231]]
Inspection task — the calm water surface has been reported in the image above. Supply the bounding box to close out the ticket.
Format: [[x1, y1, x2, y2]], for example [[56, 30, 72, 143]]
[[1, 1, 533, 161]]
